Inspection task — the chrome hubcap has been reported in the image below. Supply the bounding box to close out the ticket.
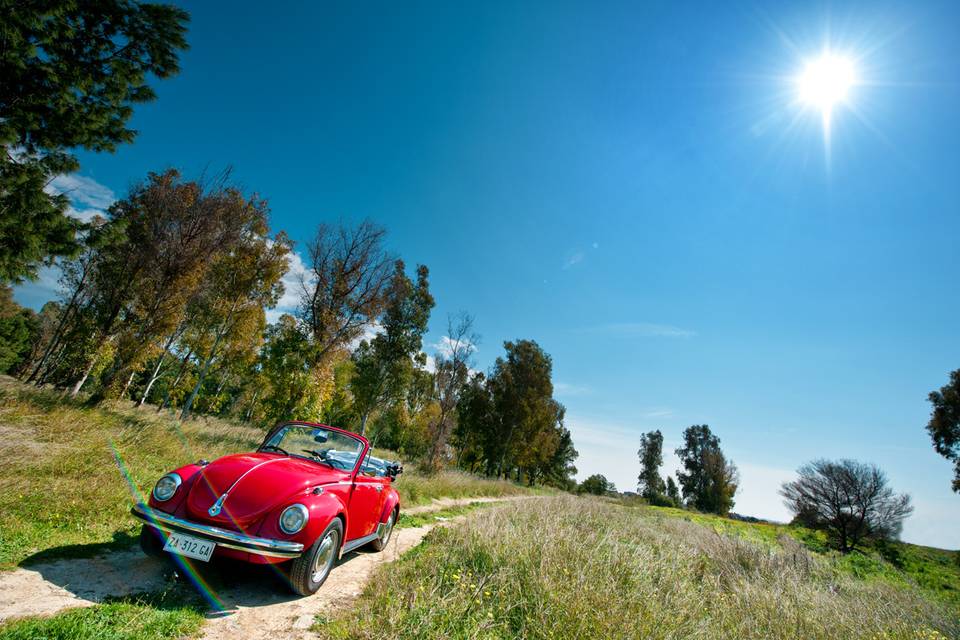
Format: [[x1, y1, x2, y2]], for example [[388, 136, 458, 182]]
[[311, 530, 338, 582], [381, 513, 395, 546]]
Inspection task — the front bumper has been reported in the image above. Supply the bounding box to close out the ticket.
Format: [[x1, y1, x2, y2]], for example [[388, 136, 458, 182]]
[[132, 503, 304, 559]]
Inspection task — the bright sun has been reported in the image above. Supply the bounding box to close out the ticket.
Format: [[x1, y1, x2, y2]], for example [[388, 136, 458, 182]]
[[797, 53, 856, 113]]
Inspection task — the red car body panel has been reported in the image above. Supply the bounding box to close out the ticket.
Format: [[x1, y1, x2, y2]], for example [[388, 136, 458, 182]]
[[141, 421, 401, 566]]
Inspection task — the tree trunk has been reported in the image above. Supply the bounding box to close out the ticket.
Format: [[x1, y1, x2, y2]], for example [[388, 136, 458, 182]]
[[243, 387, 261, 423], [120, 369, 136, 398], [159, 348, 193, 412], [27, 265, 90, 384], [70, 357, 97, 397], [139, 331, 178, 406], [180, 332, 223, 422]]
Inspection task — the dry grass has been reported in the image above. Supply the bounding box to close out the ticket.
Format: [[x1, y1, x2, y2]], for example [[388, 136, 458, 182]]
[[0, 376, 538, 568], [316, 496, 959, 640]]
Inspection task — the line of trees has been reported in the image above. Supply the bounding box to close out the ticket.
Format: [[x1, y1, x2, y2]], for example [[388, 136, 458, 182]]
[[0, 169, 579, 488], [635, 425, 738, 514]]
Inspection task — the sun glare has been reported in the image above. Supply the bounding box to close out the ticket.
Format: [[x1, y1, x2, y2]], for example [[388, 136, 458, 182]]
[[797, 53, 856, 113]]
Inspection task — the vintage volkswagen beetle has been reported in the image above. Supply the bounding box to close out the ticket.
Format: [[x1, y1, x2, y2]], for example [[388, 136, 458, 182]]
[[133, 421, 402, 595]]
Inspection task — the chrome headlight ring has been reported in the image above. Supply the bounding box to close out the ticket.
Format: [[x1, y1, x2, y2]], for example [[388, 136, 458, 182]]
[[279, 503, 309, 535], [153, 473, 182, 502]]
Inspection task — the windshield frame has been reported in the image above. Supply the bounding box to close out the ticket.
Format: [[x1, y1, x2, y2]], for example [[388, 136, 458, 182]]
[[259, 421, 370, 476]]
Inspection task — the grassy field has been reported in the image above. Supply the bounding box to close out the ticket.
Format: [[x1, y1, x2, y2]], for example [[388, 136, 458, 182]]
[[0, 591, 205, 640], [315, 497, 959, 640], [0, 376, 535, 569]]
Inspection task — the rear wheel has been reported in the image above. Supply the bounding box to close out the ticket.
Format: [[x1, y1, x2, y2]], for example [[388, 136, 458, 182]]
[[289, 518, 342, 596], [369, 509, 396, 552]]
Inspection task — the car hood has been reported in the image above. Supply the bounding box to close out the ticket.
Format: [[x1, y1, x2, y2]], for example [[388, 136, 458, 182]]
[[185, 453, 348, 528]]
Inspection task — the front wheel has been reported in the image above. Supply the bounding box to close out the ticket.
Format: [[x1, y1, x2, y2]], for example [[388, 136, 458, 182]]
[[369, 510, 396, 552], [289, 518, 342, 596], [139, 525, 165, 558]]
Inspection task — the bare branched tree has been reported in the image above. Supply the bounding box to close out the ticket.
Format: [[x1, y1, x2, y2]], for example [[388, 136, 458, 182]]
[[300, 220, 393, 361], [780, 459, 913, 552], [426, 312, 479, 471]]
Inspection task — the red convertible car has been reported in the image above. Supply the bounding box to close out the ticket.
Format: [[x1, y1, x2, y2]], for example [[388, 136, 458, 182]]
[[133, 421, 402, 595]]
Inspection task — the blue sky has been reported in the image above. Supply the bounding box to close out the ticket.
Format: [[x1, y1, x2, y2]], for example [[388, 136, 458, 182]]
[[17, 1, 960, 548]]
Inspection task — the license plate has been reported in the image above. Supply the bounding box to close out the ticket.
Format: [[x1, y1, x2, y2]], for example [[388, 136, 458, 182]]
[[163, 532, 216, 562]]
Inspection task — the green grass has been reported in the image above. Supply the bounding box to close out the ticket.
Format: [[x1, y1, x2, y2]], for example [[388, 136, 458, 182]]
[[641, 504, 960, 609], [314, 496, 959, 640], [0, 592, 204, 640], [0, 375, 537, 568], [396, 502, 491, 529]]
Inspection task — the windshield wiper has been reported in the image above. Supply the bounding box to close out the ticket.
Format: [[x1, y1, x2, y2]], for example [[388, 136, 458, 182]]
[[261, 444, 289, 456]]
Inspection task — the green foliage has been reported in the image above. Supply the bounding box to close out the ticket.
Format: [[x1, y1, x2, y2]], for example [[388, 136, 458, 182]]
[[637, 429, 666, 500], [0, 593, 204, 640], [579, 473, 615, 495], [926, 368, 960, 493], [0, 0, 189, 282], [675, 424, 739, 515], [0, 285, 38, 373], [351, 260, 435, 435], [454, 340, 578, 487], [315, 497, 958, 640]]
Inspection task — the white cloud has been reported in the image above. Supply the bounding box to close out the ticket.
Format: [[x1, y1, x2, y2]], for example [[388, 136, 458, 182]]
[[642, 408, 674, 419], [563, 250, 585, 269], [47, 174, 116, 210], [591, 322, 697, 338], [554, 381, 591, 397], [65, 205, 108, 223], [266, 249, 310, 323], [432, 334, 478, 358]]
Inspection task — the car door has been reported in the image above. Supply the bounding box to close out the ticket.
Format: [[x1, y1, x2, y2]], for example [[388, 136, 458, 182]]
[[347, 457, 387, 539]]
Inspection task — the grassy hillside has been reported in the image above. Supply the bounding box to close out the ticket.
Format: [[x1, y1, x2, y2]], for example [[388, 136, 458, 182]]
[[0, 376, 534, 569], [316, 497, 959, 640]]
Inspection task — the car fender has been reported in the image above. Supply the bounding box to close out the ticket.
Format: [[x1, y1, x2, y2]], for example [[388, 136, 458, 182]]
[[256, 488, 348, 548], [378, 486, 401, 523], [147, 462, 205, 513]]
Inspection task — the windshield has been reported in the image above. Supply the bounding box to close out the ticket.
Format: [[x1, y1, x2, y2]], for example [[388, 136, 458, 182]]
[[261, 424, 365, 472]]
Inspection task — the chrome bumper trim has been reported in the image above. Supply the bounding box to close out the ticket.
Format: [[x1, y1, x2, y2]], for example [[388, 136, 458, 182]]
[[132, 503, 304, 559]]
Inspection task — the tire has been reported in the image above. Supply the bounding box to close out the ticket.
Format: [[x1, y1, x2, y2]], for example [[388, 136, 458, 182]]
[[369, 509, 396, 552], [139, 525, 165, 558], [289, 518, 343, 596]]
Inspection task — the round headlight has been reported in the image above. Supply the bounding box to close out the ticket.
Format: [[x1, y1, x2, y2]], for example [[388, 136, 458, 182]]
[[153, 473, 181, 502], [279, 504, 309, 534]]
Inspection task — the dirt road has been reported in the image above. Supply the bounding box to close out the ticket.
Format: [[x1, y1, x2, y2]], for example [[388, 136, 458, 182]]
[[0, 496, 523, 638]]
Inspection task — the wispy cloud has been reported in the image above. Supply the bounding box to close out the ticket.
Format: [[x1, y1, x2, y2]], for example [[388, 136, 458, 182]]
[[431, 335, 478, 357], [588, 322, 697, 338], [642, 408, 674, 419], [44, 173, 116, 222], [47, 174, 116, 209], [554, 381, 592, 397], [562, 250, 585, 269]]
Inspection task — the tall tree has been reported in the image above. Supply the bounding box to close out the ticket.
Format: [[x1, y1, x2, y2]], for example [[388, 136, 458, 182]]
[[0, 1, 189, 282], [665, 475, 681, 506], [675, 424, 738, 515], [178, 227, 290, 420], [350, 260, 434, 435], [780, 459, 913, 552], [0, 285, 38, 373], [637, 430, 667, 500], [926, 369, 960, 492], [424, 312, 478, 471]]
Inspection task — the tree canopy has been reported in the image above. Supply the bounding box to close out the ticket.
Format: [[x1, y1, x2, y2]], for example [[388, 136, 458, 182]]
[[780, 459, 913, 552], [675, 425, 738, 515], [926, 369, 960, 492], [1, 0, 189, 282]]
